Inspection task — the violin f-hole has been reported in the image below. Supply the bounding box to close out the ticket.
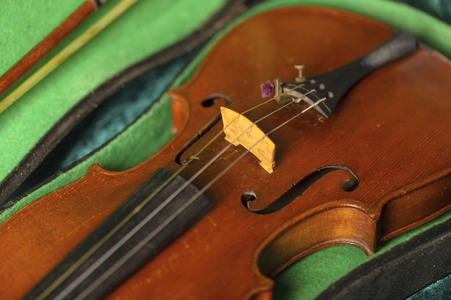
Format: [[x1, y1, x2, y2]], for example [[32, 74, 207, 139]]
[[175, 94, 231, 165], [242, 165, 359, 214], [201, 93, 231, 107]]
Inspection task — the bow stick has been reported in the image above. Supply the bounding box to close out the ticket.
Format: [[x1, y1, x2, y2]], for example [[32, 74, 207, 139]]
[[0, 0, 137, 114]]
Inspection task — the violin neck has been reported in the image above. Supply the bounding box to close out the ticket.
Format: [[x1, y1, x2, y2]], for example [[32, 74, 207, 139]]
[[24, 169, 211, 300]]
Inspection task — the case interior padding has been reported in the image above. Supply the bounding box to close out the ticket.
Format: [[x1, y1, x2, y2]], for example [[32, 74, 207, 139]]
[[0, 0, 242, 203], [316, 218, 451, 300], [1, 0, 450, 299]]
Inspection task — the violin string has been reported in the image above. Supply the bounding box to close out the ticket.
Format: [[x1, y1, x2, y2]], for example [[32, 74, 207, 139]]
[[53, 90, 316, 300], [75, 97, 327, 299], [37, 82, 311, 299]]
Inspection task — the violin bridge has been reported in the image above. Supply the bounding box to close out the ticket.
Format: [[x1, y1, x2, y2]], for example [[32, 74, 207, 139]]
[[220, 107, 275, 173]]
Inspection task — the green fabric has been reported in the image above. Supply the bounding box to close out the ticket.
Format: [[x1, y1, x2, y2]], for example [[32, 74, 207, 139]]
[[0, 0, 82, 75], [0, 0, 227, 186], [399, 0, 451, 23], [1, 0, 450, 299], [408, 274, 451, 300], [7, 51, 195, 201], [274, 245, 369, 299]]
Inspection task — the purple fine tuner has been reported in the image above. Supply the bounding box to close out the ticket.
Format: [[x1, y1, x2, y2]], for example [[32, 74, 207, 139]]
[[260, 81, 274, 98]]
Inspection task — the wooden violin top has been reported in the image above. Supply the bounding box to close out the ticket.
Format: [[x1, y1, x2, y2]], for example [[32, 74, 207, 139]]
[[1, 6, 450, 299]]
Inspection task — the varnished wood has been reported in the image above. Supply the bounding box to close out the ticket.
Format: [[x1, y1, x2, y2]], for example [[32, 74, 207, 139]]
[[0, 6, 450, 299], [0, 1, 98, 96]]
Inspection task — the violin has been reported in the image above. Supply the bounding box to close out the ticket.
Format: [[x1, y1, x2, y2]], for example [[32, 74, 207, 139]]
[[1, 6, 450, 299]]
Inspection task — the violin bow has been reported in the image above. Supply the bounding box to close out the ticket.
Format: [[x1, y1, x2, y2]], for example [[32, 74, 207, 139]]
[[0, 0, 137, 114]]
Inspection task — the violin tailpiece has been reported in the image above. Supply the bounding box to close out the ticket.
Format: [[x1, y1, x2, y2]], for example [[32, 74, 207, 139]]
[[279, 32, 417, 118]]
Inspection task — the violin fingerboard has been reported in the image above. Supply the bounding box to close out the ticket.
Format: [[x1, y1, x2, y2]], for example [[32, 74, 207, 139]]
[[24, 168, 211, 300]]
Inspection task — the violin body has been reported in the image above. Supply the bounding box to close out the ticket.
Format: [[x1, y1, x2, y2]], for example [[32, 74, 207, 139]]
[[1, 6, 451, 299]]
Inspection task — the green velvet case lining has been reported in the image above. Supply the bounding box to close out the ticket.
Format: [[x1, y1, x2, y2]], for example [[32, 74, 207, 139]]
[[409, 274, 451, 300], [1, 0, 450, 299], [0, 0, 228, 185], [0, 0, 82, 75]]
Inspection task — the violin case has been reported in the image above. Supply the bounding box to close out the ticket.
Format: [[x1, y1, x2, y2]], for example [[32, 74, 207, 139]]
[[0, 0, 450, 298]]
